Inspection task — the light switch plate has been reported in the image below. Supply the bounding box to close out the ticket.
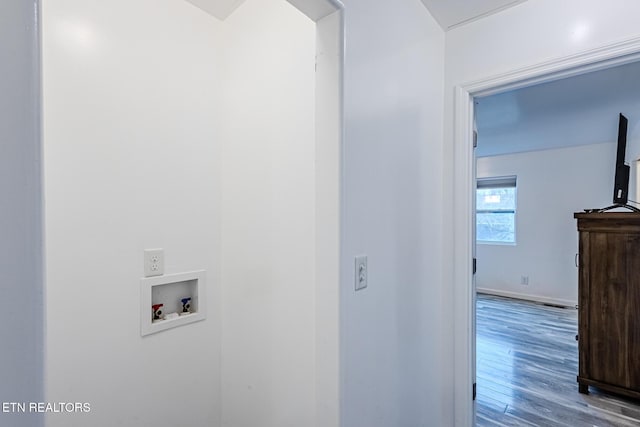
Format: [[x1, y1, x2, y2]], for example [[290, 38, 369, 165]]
[[355, 255, 367, 291]]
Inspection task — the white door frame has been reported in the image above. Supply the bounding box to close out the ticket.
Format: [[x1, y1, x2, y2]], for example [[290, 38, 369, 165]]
[[285, 1, 345, 426], [452, 35, 640, 427]]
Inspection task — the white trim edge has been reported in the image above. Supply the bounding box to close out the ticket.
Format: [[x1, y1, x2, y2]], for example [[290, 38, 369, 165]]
[[466, 36, 640, 97]]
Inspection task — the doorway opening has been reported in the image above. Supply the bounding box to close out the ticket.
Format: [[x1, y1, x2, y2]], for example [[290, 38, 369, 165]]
[[472, 58, 640, 425], [453, 37, 640, 427]]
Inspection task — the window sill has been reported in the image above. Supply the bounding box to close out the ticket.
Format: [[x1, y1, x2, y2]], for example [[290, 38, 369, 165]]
[[477, 240, 516, 246]]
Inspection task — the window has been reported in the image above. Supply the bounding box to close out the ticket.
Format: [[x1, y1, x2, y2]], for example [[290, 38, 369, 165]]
[[476, 176, 517, 244]]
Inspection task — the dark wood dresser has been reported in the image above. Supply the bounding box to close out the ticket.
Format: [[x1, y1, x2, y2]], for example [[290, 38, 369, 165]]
[[574, 212, 640, 399]]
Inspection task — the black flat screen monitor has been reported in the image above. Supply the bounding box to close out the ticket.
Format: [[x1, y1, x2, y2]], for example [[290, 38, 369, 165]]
[[613, 113, 630, 205]]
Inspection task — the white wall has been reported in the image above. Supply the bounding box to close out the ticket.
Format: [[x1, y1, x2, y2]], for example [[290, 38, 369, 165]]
[[43, 1, 222, 425], [445, 0, 640, 194], [218, 1, 317, 426], [341, 0, 448, 425], [445, 0, 640, 215], [313, 9, 342, 427], [445, 0, 640, 213], [630, 138, 640, 201], [0, 1, 44, 426], [39, 1, 457, 426], [476, 143, 616, 306], [446, 0, 640, 88]]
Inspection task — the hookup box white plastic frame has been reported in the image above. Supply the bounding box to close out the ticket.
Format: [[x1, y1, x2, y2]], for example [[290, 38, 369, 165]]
[[140, 270, 206, 336]]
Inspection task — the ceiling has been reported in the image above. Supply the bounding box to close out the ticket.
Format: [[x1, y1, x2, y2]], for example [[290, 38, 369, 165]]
[[184, 0, 244, 20], [475, 60, 640, 157], [186, 0, 529, 29], [420, 0, 527, 30], [183, 0, 335, 21]]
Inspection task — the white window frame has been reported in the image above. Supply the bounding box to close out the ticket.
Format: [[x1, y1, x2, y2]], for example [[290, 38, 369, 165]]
[[476, 175, 517, 245]]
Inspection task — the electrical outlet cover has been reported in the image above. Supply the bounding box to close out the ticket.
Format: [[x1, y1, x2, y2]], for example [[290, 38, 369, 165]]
[[355, 255, 367, 291], [144, 248, 164, 277]]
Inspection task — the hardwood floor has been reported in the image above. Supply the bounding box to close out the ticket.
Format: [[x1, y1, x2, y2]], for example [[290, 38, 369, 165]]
[[476, 294, 640, 427]]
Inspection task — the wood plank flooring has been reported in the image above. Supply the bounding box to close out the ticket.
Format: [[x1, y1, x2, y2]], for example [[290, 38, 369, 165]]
[[476, 294, 640, 427]]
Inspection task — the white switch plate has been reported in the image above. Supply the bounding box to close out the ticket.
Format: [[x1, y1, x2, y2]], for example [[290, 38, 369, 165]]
[[144, 248, 164, 277], [355, 255, 367, 291]]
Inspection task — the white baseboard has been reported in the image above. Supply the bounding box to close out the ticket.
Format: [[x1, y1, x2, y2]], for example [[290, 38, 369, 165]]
[[477, 287, 577, 309]]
